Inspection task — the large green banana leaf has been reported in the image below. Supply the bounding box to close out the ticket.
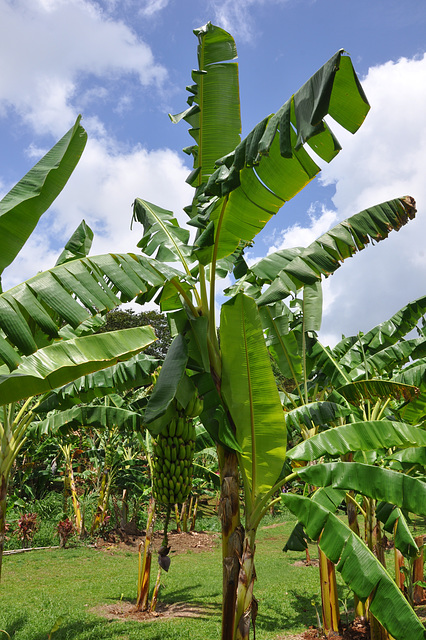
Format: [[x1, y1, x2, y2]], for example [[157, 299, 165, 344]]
[[170, 22, 241, 192], [0, 116, 87, 281], [34, 352, 158, 413], [287, 420, 426, 461], [0, 326, 156, 404], [31, 404, 144, 437], [195, 50, 370, 264], [283, 493, 426, 640], [255, 197, 416, 305], [220, 293, 286, 502], [0, 252, 179, 369], [297, 461, 426, 516]]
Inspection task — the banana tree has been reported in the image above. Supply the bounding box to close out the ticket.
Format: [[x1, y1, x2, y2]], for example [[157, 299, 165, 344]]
[[0, 22, 419, 639]]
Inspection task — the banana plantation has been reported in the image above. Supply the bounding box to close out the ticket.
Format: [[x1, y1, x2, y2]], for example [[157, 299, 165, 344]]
[[1, 20, 426, 640]]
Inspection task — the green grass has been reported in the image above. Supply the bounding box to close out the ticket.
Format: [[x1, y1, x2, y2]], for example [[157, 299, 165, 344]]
[[0, 512, 337, 640]]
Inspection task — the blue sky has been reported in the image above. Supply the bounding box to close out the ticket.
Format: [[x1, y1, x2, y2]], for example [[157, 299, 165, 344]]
[[1, 0, 426, 345]]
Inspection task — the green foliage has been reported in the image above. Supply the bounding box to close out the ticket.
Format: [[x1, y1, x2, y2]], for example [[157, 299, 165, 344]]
[[98, 308, 172, 360]]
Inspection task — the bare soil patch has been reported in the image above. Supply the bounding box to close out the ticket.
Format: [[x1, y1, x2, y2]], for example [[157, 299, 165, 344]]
[[92, 599, 217, 622], [94, 529, 220, 556]]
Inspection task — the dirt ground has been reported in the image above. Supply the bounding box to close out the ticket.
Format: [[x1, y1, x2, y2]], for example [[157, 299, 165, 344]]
[[94, 528, 220, 555]]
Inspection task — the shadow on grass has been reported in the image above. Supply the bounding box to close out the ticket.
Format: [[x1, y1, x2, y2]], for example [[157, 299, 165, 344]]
[[1, 615, 28, 636], [256, 589, 319, 634]]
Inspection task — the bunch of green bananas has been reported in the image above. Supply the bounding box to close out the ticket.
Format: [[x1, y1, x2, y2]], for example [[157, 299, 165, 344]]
[[152, 393, 203, 505]]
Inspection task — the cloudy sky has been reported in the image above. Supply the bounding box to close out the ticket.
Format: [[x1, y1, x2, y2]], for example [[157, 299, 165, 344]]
[[1, 0, 426, 346]]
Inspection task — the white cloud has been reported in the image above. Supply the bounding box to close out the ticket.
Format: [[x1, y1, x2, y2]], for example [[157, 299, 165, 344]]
[[209, 0, 290, 42], [315, 53, 426, 346], [2, 136, 193, 290], [0, 0, 167, 135], [267, 204, 338, 254], [139, 0, 169, 17]]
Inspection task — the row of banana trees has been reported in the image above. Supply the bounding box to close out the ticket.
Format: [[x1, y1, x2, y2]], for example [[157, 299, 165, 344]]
[[0, 20, 425, 640]]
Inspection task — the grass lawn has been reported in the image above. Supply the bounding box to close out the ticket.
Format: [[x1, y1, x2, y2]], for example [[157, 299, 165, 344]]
[[0, 512, 341, 639]]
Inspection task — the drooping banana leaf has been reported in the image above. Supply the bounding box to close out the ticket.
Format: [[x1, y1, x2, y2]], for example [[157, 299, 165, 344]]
[[55, 219, 94, 266], [193, 370, 242, 453], [0, 326, 156, 404], [34, 352, 158, 413], [31, 405, 144, 437], [220, 293, 286, 502], [194, 50, 370, 264], [297, 462, 426, 516], [336, 379, 419, 405], [256, 197, 416, 305], [143, 334, 188, 431], [0, 116, 87, 280], [376, 502, 418, 558], [283, 493, 426, 640], [288, 420, 426, 461], [363, 337, 426, 378], [170, 22, 241, 193], [386, 446, 426, 466], [284, 401, 352, 433], [284, 486, 345, 552], [394, 361, 426, 423], [0, 252, 180, 369]]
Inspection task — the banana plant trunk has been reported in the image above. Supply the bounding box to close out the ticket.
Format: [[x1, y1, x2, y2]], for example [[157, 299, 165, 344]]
[[136, 496, 156, 611], [413, 535, 425, 605], [318, 546, 341, 635], [233, 528, 257, 639], [91, 469, 110, 534], [0, 474, 7, 583], [345, 491, 366, 620], [65, 458, 82, 536], [219, 446, 244, 640]]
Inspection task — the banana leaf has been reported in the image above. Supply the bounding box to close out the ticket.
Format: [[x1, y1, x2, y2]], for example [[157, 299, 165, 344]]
[[297, 461, 426, 516], [132, 199, 193, 264], [260, 302, 303, 383], [284, 487, 345, 552], [284, 401, 352, 432], [196, 50, 370, 263], [387, 446, 426, 466], [0, 252, 180, 369], [283, 493, 426, 640], [255, 197, 416, 306], [220, 293, 286, 501], [31, 405, 144, 437], [55, 220, 93, 266], [336, 379, 419, 405], [394, 362, 426, 423], [376, 502, 418, 558], [34, 352, 158, 413], [170, 22, 241, 192], [143, 334, 188, 430], [287, 420, 426, 461], [0, 116, 87, 280], [0, 326, 156, 405]]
